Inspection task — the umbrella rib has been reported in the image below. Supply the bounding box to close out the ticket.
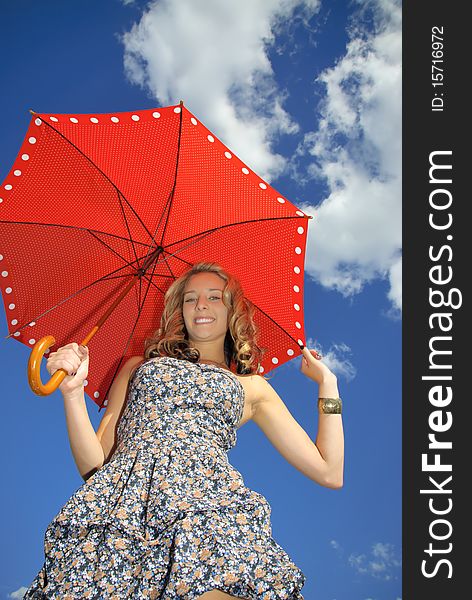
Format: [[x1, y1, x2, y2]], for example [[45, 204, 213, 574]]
[[154, 248, 303, 350], [116, 189, 140, 272], [83, 228, 167, 296], [160, 101, 184, 246], [105, 272, 175, 281], [81, 231, 168, 295], [255, 302, 306, 351], [138, 276, 142, 312], [136, 102, 184, 277], [164, 214, 306, 250], [98, 247, 163, 411], [86, 229, 142, 271], [33, 115, 156, 243], [0, 219, 153, 249], [160, 250, 193, 270], [4, 260, 145, 339], [94, 272, 168, 295]]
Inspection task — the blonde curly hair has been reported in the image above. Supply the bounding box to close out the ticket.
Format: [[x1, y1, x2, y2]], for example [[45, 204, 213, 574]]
[[143, 261, 269, 377]]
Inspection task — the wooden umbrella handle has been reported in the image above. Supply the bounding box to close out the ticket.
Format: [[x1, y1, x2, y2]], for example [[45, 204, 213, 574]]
[[26, 249, 161, 396], [28, 334, 93, 396], [28, 335, 67, 396], [26, 271, 141, 396]]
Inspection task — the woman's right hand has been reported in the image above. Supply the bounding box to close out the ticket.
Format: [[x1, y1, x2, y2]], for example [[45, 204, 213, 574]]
[[46, 342, 89, 397]]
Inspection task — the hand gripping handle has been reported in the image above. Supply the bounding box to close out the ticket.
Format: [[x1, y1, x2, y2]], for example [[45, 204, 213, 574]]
[[28, 335, 69, 396]]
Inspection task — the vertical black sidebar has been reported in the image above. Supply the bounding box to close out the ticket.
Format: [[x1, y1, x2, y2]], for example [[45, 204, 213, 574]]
[[403, 3, 467, 599]]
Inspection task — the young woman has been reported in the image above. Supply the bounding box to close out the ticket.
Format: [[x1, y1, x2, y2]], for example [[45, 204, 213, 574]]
[[24, 261, 344, 599]]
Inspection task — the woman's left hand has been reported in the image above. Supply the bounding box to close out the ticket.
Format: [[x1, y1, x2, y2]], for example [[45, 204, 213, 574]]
[[300, 346, 336, 385]]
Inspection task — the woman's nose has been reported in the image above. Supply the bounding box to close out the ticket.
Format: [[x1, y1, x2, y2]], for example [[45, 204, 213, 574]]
[[196, 297, 208, 309]]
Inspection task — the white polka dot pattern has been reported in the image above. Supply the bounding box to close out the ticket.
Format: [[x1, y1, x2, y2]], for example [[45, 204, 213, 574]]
[[0, 102, 309, 382]]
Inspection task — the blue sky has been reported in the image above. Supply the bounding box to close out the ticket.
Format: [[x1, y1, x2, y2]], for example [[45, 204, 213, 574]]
[[0, 1, 401, 599]]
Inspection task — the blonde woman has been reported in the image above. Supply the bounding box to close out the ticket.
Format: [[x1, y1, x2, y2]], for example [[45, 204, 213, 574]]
[[25, 261, 344, 599]]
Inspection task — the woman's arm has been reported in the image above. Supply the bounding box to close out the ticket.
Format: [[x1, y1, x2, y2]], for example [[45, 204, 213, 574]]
[[52, 343, 143, 482], [45, 343, 104, 482], [63, 355, 143, 482], [251, 348, 344, 489], [314, 373, 344, 488], [62, 388, 106, 482]]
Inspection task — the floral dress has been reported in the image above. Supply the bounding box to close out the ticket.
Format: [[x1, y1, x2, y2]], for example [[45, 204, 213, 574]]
[[24, 356, 306, 599]]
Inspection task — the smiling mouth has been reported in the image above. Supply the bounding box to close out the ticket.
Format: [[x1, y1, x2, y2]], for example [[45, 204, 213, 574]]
[[194, 318, 215, 324]]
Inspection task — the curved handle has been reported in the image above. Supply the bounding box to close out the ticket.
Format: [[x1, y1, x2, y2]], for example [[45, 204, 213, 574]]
[[28, 335, 69, 396], [26, 273, 142, 397]]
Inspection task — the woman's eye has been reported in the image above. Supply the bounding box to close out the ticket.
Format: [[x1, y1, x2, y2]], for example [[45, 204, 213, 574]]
[[185, 296, 221, 302]]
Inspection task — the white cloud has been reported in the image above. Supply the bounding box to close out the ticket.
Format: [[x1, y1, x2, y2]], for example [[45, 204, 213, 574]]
[[297, 0, 402, 312], [307, 337, 357, 382], [8, 587, 28, 599], [349, 541, 402, 580], [348, 552, 369, 573], [122, 0, 320, 180], [121, 0, 401, 313], [387, 256, 401, 314], [279, 337, 356, 382]]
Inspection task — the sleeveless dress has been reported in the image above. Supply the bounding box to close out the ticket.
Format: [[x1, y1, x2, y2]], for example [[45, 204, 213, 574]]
[[24, 356, 306, 599]]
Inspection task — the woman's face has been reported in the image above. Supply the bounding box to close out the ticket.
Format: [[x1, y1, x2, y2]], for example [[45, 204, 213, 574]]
[[182, 272, 229, 344]]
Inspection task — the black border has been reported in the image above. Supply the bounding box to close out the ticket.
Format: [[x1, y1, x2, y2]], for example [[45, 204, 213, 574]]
[[403, 3, 467, 597]]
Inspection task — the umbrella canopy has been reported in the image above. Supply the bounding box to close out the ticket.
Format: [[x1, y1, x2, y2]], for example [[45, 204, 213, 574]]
[[0, 102, 312, 409]]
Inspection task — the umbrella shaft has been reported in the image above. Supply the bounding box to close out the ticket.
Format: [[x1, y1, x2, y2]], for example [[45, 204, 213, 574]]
[[82, 276, 137, 346], [81, 245, 164, 346]]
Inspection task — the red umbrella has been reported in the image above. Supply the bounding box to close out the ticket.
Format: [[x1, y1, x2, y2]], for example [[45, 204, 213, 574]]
[[0, 101, 312, 410]]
